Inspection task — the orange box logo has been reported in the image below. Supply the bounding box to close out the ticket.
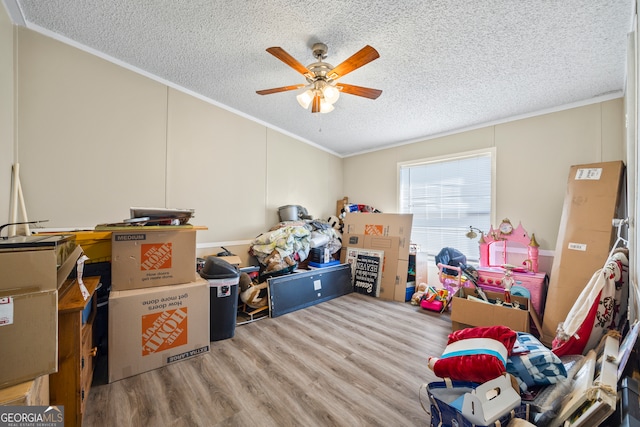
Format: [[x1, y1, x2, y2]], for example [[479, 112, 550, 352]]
[[140, 242, 172, 270], [364, 224, 384, 235], [141, 307, 188, 355]]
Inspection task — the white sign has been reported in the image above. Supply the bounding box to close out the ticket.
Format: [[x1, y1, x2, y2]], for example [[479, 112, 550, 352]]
[[575, 168, 602, 180], [0, 297, 14, 326], [567, 242, 587, 251]]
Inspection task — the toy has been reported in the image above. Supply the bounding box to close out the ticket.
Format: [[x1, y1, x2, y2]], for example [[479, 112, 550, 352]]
[[410, 282, 428, 305], [473, 220, 540, 273], [420, 286, 450, 313], [263, 249, 296, 274], [238, 272, 268, 309], [339, 203, 381, 220], [326, 215, 343, 243]]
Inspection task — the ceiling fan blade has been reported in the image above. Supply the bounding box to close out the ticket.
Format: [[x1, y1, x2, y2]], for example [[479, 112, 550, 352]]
[[312, 93, 321, 113], [256, 84, 305, 95], [266, 47, 312, 76], [338, 83, 382, 99], [328, 45, 380, 80]]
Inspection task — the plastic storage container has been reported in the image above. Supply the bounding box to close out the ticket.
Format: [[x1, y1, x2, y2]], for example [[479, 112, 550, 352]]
[[278, 205, 299, 221], [199, 256, 240, 341]]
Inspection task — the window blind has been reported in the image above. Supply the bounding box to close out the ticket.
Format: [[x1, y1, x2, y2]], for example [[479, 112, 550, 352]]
[[399, 152, 492, 262]]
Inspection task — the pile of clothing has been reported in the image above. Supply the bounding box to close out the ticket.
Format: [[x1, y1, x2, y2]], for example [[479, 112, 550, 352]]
[[250, 219, 341, 273]]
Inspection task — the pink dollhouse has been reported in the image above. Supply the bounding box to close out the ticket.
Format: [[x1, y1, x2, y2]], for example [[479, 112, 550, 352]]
[[473, 219, 547, 320]]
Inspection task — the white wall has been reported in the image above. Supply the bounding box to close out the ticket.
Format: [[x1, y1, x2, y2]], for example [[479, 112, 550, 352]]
[[1, 27, 344, 244], [0, 5, 13, 230], [343, 100, 625, 252], [16, 27, 168, 228]]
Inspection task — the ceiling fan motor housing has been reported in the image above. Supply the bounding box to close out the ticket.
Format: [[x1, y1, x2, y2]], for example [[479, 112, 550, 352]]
[[312, 43, 328, 60]]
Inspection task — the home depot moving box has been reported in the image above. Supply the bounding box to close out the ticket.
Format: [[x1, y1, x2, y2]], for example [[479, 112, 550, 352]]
[[111, 227, 197, 291], [108, 277, 210, 383], [0, 289, 58, 388], [541, 161, 625, 345]]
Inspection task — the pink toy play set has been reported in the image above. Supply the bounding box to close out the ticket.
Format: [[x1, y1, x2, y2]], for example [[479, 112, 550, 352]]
[[421, 220, 547, 323]]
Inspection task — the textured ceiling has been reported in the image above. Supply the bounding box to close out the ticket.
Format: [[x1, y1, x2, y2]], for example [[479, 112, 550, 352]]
[[4, 0, 636, 156]]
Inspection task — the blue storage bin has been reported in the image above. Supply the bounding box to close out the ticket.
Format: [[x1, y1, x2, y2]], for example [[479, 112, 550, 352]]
[[82, 295, 93, 324], [405, 285, 416, 302]]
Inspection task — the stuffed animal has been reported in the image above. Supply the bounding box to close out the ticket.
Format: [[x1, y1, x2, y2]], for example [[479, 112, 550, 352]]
[[410, 282, 429, 305], [327, 215, 343, 243], [238, 272, 268, 309], [263, 250, 296, 274]]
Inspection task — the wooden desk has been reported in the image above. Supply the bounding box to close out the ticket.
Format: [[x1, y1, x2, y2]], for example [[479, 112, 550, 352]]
[[50, 276, 99, 427]]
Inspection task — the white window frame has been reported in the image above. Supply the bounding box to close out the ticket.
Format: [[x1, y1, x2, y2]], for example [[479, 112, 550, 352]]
[[397, 148, 496, 263]]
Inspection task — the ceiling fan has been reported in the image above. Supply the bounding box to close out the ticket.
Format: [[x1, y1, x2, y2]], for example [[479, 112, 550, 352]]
[[256, 43, 382, 114]]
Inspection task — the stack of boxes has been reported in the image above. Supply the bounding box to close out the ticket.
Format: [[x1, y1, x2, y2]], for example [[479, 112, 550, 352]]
[[107, 226, 210, 383], [340, 213, 413, 302], [0, 235, 82, 405]]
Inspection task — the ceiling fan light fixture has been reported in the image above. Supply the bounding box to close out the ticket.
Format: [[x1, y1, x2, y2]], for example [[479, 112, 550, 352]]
[[322, 84, 340, 104], [296, 88, 314, 109], [319, 99, 334, 113]]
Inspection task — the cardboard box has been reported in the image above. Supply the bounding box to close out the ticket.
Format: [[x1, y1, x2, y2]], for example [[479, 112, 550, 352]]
[[342, 233, 411, 260], [343, 238, 409, 302], [341, 234, 411, 302], [0, 375, 49, 406], [36, 230, 112, 264], [108, 278, 210, 383], [111, 228, 197, 291], [450, 287, 532, 333], [216, 255, 242, 267], [541, 161, 625, 345], [0, 289, 58, 389], [0, 250, 56, 291], [0, 244, 81, 292], [389, 259, 409, 302], [343, 213, 413, 240], [361, 235, 409, 302]]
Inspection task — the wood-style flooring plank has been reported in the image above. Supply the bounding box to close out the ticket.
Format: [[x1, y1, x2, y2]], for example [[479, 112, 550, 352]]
[[83, 293, 451, 426]]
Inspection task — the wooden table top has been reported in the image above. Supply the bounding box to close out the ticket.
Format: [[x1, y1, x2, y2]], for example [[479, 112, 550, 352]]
[[58, 276, 100, 313]]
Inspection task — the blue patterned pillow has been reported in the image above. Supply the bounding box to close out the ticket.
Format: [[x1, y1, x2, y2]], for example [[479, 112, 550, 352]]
[[506, 332, 567, 392]]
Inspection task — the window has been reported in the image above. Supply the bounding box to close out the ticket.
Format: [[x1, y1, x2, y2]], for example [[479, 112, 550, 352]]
[[399, 149, 495, 263]]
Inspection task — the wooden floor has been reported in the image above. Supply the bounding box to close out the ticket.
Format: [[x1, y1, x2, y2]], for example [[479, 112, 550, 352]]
[[84, 293, 452, 427]]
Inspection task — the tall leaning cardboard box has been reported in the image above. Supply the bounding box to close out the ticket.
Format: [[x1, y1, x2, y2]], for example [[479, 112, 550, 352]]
[[541, 161, 625, 345]]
